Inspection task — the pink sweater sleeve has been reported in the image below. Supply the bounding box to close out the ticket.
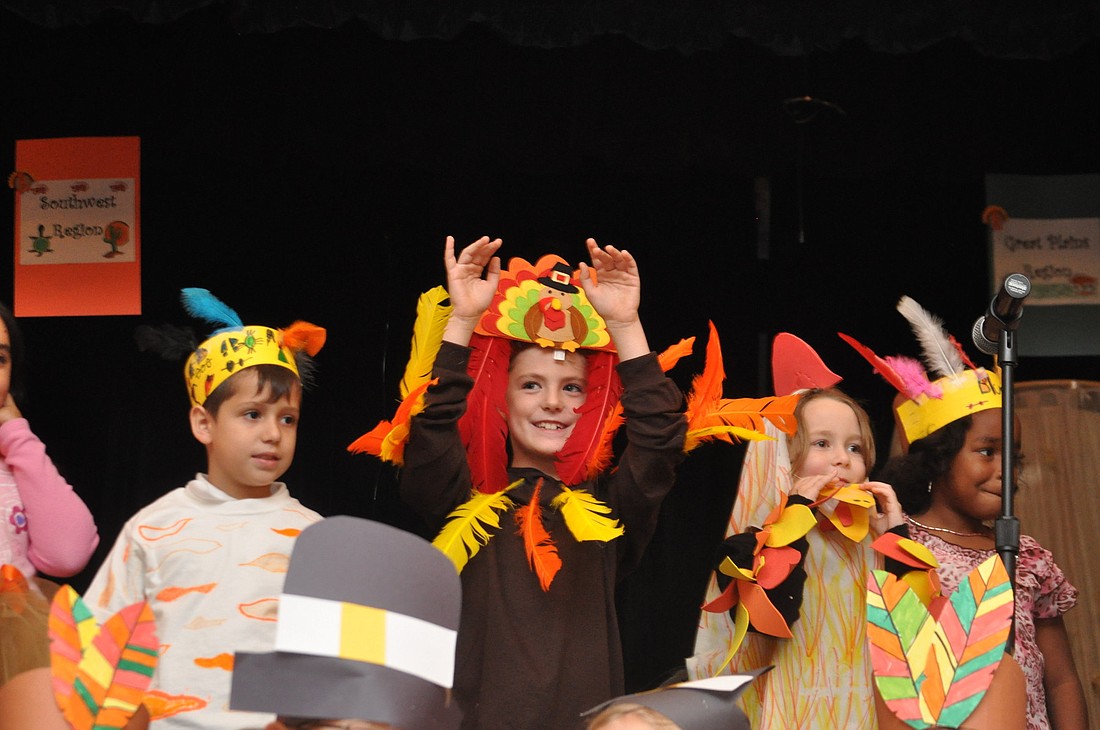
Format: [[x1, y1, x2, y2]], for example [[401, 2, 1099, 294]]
[[0, 418, 99, 576]]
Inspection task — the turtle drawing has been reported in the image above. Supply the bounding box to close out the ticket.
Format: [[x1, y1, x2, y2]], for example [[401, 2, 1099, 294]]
[[28, 225, 53, 256]]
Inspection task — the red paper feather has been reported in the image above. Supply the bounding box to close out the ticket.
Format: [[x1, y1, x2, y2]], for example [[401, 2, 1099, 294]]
[[949, 335, 979, 370], [460, 334, 512, 493], [555, 350, 623, 485], [838, 332, 910, 396], [514, 479, 562, 591]]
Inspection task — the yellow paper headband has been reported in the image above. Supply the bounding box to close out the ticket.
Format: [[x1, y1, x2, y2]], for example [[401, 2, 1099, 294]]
[[180, 289, 325, 407], [895, 368, 1002, 443]]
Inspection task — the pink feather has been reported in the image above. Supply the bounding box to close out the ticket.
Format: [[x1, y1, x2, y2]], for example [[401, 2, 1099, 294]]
[[884, 355, 943, 400]]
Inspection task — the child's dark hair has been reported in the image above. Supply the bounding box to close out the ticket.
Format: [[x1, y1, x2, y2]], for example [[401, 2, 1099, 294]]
[[0, 301, 27, 403], [134, 323, 317, 410], [202, 364, 302, 417], [876, 415, 972, 514]]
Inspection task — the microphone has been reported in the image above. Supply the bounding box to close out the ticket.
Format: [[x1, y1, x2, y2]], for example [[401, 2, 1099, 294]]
[[972, 273, 1031, 355]]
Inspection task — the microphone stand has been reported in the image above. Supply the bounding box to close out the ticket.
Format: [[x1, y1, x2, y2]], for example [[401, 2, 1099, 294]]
[[994, 320, 1021, 654]]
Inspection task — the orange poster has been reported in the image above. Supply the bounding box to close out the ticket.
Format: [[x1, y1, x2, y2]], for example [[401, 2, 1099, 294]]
[[11, 136, 141, 316]]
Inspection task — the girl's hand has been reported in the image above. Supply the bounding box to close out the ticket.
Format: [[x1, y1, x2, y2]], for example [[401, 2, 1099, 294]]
[[0, 394, 22, 425], [442, 235, 502, 345], [862, 481, 904, 534], [790, 470, 837, 501], [577, 238, 640, 329]]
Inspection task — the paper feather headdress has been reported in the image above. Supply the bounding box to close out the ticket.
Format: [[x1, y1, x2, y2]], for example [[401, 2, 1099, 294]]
[[840, 296, 1001, 444], [178, 288, 326, 407]]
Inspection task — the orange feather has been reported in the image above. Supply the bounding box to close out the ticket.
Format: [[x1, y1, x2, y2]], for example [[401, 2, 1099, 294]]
[[280, 321, 327, 356], [347, 379, 435, 464], [657, 337, 695, 373], [514, 479, 561, 591]]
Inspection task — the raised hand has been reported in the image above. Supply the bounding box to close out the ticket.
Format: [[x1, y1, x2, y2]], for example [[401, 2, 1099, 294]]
[[577, 238, 649, 360], [442, 235, 502, 345], [577, 238, 640, 329]]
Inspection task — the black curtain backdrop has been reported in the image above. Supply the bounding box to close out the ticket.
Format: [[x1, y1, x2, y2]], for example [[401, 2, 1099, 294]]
[[2, 3, 1099, 694]]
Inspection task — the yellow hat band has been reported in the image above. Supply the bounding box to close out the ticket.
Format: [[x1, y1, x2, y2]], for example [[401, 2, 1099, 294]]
[[895, 369, 1002, 443], [185, 325, 298, 407]]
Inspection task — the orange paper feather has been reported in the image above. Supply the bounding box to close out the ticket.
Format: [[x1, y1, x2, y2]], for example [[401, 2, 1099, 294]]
[[514, 479, 562, 591]]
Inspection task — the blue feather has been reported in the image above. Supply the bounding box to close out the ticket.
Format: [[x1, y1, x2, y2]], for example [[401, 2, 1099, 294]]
[[180, 288, 243, 331]]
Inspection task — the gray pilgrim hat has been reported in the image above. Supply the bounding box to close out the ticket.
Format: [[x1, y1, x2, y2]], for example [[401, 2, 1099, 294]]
[[230, 516, 462, 729]]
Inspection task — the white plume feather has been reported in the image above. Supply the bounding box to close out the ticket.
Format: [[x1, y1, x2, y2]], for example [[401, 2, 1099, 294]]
[[896, 295, 965, 378]]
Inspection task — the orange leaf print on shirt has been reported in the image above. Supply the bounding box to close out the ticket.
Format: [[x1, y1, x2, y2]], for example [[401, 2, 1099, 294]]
[[142, 689, 207, 720], [239, 597, 279, 621], [239, 553, 290, 572], [270, 527, 301, 537], [155, 583, 217, 602], [194, 653, 234, 671], [137, 518, 192, 541]]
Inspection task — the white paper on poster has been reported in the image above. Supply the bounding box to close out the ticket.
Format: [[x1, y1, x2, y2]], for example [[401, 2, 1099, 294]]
[[19, 178, 136, 264], [992, 217, 1100, 306]]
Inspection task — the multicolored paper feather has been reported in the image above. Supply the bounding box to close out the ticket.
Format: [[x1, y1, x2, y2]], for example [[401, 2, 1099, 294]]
[[48, 583, 158, 730], [866, 554, 1013, 729], [514, 479, 562, 591], [48, 584, 98, 709], [432, 481, 520, 572]]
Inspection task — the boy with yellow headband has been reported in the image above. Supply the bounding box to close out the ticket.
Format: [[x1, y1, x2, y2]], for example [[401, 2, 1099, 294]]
[[84, 289, 326, 730]]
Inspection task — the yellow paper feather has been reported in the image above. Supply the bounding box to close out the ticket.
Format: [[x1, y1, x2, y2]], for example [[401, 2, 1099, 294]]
[[551, 486, 625, 542], [432, 481, 520, 572], [684, 425, 774, 452], [399, 286, 453, 399]]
